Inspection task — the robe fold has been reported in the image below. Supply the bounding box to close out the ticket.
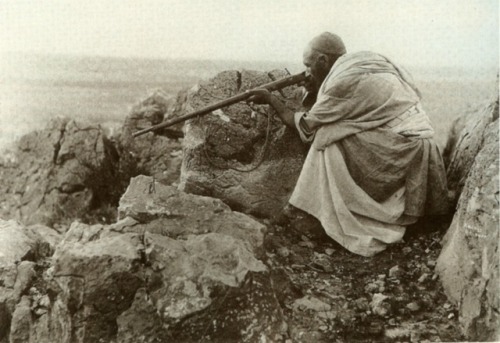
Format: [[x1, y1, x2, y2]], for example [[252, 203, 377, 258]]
[[290, 51, 448, 256]]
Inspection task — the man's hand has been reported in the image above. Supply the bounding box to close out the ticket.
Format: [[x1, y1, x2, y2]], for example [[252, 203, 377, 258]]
[[245, 88, 272, 105], [246, 88, 296, 129]]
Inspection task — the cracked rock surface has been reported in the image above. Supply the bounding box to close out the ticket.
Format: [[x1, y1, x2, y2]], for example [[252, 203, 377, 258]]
[[436, 98, 499, 341], [178, 69, 309, 219], [2, 176, 288, 343], [0, 118, 121, 226]]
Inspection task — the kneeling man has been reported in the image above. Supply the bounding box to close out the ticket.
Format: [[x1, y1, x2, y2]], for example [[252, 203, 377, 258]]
[[249, 32, 448, 256]]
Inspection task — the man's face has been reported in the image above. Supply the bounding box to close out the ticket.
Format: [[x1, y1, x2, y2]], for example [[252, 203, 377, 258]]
[[303, 47, 330, 92]]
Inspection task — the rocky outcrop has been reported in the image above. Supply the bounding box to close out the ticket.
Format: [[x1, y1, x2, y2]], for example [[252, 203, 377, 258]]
[[178, 69, 309, 218], [436, 98, 499, 341], [4, 176, 289, 343], [443, 99, 499, 206], [0, 118, 122, 226], [119, 90, 183, 186], [0, 219, 61, 343]]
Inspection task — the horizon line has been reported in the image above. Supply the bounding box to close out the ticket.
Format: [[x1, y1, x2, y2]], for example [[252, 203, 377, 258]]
[[2, 50, 499, 71]]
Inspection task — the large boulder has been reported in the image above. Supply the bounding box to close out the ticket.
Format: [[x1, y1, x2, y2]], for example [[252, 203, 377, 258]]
[[18, 175, 288, 343], [436, 98, 499, 341], [0, 118, 122, 226], [178, 69, 309, 218], [118, 90, 183, 186], [443, 99, 499, 206]]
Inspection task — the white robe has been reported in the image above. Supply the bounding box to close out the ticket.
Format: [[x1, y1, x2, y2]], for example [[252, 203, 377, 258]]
[[289, 142, 417, 257], [289, 51, 447, 256]]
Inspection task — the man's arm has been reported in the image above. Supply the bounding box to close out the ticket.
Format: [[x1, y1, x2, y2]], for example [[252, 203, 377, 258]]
[[246, 89, 296, 129]]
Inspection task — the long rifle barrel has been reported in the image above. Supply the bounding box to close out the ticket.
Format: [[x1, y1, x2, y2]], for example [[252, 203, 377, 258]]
[[132, 71, 308, 138]]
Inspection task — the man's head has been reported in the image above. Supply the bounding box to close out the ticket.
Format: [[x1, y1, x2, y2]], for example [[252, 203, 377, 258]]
[[303, 32, 346, 91]]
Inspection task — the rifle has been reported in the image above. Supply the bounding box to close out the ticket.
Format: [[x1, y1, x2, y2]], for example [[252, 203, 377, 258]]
[[132, 71, 309, 138]]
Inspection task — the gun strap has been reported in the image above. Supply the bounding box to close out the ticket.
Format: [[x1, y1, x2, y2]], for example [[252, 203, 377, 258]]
[[202, 104, 273, 173]]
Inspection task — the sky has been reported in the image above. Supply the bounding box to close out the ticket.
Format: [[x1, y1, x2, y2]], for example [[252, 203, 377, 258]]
[[0, 0, 498, 68]]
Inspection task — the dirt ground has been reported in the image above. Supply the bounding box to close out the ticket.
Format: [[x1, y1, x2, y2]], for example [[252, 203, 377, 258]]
[[262, 215, 465, 343]]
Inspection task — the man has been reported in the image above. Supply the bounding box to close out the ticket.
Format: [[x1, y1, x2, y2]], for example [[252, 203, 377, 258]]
[[248, 32, 448, 257]]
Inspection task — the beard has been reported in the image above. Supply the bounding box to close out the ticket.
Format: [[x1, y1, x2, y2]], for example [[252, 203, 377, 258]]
[[308, 66, 330, 93]]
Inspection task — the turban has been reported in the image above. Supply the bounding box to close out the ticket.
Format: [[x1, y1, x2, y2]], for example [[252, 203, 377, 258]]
[[308, 32, 346, 56]]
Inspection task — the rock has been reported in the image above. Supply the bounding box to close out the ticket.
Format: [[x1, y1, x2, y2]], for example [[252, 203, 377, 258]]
[[436, 98, 499, 341], [365, 282, 379, 294], [385, 326, 411, 339], [24, 175, 288, 342], [47, 225, 144, 343], [117, 175, 265, 250], [402, 247, 412, 255], [370, 293, 392, 317], [293, 295, 332, 312], [0, 219, 51, 342], [277, 246, 290, 258], [406, 302, 421, 312], [418, 273, 430, 283], [116, 288, 168, 343], [20, 224, 62, 259], [444, 98, 498, 206], [353, 297, 370, 312], [119, 90, 183, 186], [0, 118, 123, 225], [178, 69, 309, 218], [0, 220, 36, 271], [311, 252, 333, 272], [298, 240, 315, 249], [388, 265, 403, 278], [9, 296, 31, 343], [0, 299, 10, 340], [13, 261, 36, 300], [427, 259, 436, 268]]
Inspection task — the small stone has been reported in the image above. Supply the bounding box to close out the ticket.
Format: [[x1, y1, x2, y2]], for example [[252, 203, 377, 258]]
[[410, 331, 422, 343], [432, 273, 438, 281], [292, 295, 331, 312], [402, 247, 412, 254], [406, 302, 420, 312], [377, 274, 386, 280], [325, 248, 335, 256], [389, 265, 403, 278], [370, 293, 392, 317], [388, 318, 397, 326], [312, 253, 333, 272], [365, 282, 379, 293], [353, 297, 370, 311], [443, 303, 452, 309], [170, 150, 182, 157], [298, 241, 315, 249], [38, 295, 50, 308], [385, 327, 411, 339], [427, 260, 436, 268], [277, 246, 290, 257], [418, 273, 429, 283], [319, 325, 328, 331]]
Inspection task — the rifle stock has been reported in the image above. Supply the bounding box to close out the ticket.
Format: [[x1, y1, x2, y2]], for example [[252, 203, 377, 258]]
[[132, 71, 308, 138]]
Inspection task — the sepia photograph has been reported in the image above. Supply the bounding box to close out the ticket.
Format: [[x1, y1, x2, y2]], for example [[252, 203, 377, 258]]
[[0, 0, 498, 342]]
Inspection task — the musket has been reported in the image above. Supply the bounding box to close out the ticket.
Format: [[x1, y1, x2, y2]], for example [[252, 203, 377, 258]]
[[132, 71, 309, 138]]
